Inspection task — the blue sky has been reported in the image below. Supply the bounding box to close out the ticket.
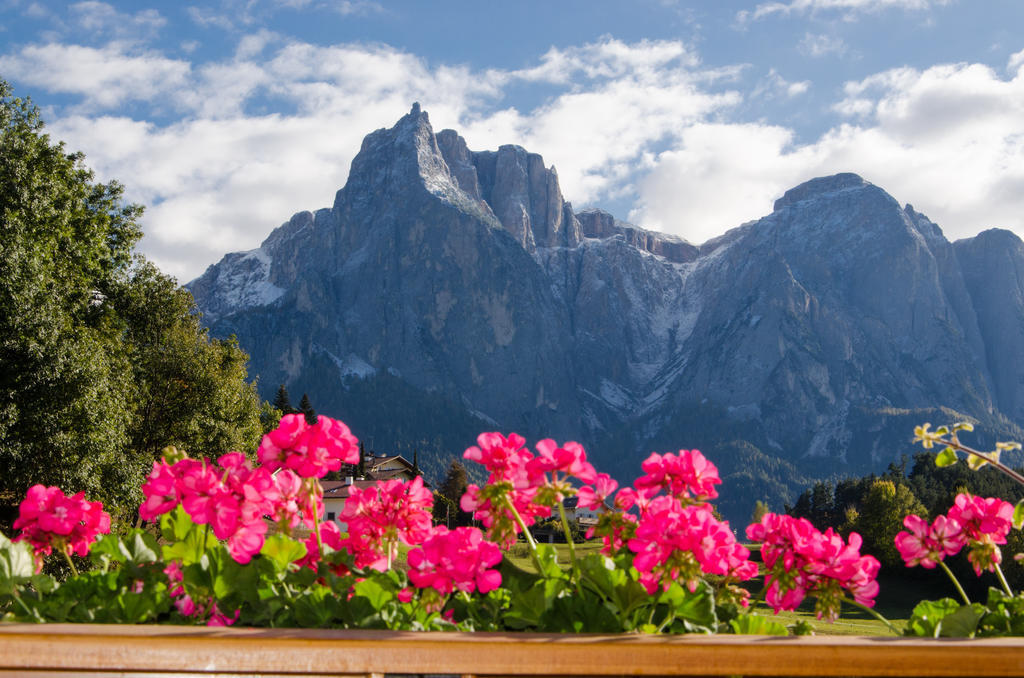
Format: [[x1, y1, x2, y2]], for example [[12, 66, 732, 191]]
[[1, 0, 1023, 282]]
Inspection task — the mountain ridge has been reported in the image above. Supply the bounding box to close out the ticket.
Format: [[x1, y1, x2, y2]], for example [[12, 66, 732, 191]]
[[188, 105, 1024, 524]]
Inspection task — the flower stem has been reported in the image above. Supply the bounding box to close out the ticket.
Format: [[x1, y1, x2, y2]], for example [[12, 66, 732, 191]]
[[556, 500, 580, 583], [994, 561, 1014, 597], [938, 560, 972, 605], [61, 549, 79, 577], [504, 496, 544, 574], [945, 438, 1024, 486], [11, 588, 36, 620], [842, 596, 902, 636], [308, 479, 324, 557]]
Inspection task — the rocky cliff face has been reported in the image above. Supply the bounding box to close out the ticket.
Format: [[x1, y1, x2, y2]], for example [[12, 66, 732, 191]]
[[188, 106, 1024, 523]]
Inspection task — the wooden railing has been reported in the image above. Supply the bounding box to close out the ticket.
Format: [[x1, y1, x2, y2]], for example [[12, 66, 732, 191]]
[[0, 624, 1022, 677]]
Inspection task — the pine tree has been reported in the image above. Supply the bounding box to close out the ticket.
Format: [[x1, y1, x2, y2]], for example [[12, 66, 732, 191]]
[[298, 393, 317, 424], [272, 384, 294, 414], [412, 448, 422, 478]]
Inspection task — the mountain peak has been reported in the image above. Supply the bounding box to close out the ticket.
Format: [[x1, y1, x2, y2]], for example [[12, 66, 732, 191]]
[[773, 173, 869, 211], [338, 103, 480, 215]]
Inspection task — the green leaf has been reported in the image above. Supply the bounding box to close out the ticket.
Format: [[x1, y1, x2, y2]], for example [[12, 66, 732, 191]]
[[905, 598, 959, 637], [659, 579, 717, 632], [544, 589, 621, 633], [938, 603, 985, 638], [161, 515, 217, 566], [1013, 500, 1024, 530], [578, 553, 647, 622], [115, 590, 157, 623], [0, 532, 36, 595], [533, 544, 566, 580], [967, 450, 998, 471], [161, 505, 197, 542], [935, 447, 958, 467], [30, 574, 57, 594], [353, 577, 393, 610], [260, 534, 306, 574], [730, 613, 789, 635], [124, 531, 160, 564]]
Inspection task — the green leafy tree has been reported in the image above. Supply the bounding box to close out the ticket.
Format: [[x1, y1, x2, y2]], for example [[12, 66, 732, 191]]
[[0, 82, 137, 519], [0, 82, 262, 527], [107, 261, 262, 482], [750, 499, 770, 524], [851, 479, 927, 569], [432, 460, 471, 528]]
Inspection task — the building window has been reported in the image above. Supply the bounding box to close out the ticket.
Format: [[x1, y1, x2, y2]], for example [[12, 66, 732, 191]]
[[327, 512, 336, 521]]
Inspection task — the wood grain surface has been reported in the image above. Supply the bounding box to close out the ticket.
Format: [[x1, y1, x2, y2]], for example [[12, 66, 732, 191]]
[[0, 624, 1022, 677]]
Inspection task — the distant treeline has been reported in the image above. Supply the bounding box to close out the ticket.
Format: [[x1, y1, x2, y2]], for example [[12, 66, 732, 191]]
[[785, 451, 1024, 588]]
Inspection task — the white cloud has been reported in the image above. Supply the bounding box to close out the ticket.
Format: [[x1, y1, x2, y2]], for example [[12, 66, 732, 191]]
[[24, 2, 52, 19], [738, 0, 951, 23], [1009, 49, 1024, 75], [799, 33, 848, 57], [69, 2, 165, 41], [0, 43, 190, 109], [634, 56, 1024, 245], [752, 69, 811, 100], [459, 39, 738, 204], [631, 123, 813, 241], [187, 5, 237, 30]]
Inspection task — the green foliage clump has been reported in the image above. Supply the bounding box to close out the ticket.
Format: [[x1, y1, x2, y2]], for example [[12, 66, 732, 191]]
[[0, 81, 262, 527]]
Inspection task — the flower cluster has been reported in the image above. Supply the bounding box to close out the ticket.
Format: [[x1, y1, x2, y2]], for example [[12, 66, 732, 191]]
[[629, 498, 755, 595], [896, 492, 1015, 575], [136, 415, 357, 564], [407, 526, 502, 596], [617, 450, 755, 597], [634, 450, 721, 502], [257, 414, 359, 478], [460, 432, 553, 547], [747, 513, 880, 622], [341, 476, 434, 570], [295, 520, 349, 576], [140, 452, 320, 564], [12, 485, 111, 572], [21, 419, 998, 634]]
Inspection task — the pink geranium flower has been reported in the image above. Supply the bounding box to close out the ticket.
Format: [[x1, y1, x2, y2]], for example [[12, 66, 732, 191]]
[[628, 499, 754, 594], [895, 514, 964, 569], [528, 439, 598, 484], [946, 493, 1015, 575], [746, 512, 880, 622], [341, 477, 434, 570], [13, 485, 111, 571], [577, 473, 618, 512], [258, 414, 359, 478], [634, 450, 721, 501], [463, 432, 529, 479], [139, 461, 179, 521], [407, 526, 503, 595]]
